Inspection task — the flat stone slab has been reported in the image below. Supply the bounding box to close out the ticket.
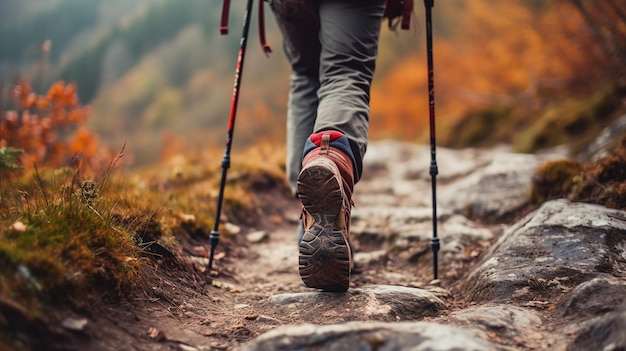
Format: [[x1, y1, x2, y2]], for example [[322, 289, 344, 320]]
[[269, 285, 446, 323], [237, 321, 497, 351], [450, 304, 548, 349]]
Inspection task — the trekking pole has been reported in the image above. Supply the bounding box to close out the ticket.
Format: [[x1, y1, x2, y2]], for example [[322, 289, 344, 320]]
[[424, 0, 440, 280], [208, 0, 255, 274]]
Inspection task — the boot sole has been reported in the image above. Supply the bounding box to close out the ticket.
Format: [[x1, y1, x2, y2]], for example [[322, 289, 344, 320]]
[[297, 159, 350, 292]]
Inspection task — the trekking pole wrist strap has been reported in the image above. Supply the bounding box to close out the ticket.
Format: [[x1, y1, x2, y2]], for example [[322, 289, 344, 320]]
[[220, 0, 230, 34], [221, 0, 271, 55]]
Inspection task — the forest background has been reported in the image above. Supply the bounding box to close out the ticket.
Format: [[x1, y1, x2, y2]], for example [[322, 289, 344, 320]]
[[2, 0, 624, 168]]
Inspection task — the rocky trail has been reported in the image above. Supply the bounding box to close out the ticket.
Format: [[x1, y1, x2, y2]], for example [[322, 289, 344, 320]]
[[44, 140, 626, 351]]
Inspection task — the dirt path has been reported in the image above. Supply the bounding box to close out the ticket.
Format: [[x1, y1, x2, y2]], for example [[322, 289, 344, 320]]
[[63, 192, 305, 350], [36, 139, 625, 351], [64, 182, 465, 351], [103, 189, 477, 351], [134, 197, 309, 350]]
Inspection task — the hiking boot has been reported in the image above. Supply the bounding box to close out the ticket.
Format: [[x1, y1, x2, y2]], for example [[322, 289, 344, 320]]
[[297, 131, 355, 292]]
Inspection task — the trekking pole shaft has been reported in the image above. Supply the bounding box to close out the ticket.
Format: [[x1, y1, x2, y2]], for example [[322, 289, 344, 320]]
[[209, 0, 254, 273], [424, 0, 440, 280]]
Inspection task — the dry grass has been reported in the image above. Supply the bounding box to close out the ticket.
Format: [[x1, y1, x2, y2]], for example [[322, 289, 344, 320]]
[[531, 136, 626, 210], [0, 142, 288, 350], [443, 83, 624, 153], [513, 84, 623, 154], [0, 150, 141, 312]]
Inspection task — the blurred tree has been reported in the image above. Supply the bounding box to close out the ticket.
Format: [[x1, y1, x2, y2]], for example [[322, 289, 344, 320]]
[[59, 0, 219, 101], [372, 0, 625, 147], [0, 0, 98, 62], [564, 0, 626, 76], [0, 80, 108, 172], [100, 41, 134, 89]]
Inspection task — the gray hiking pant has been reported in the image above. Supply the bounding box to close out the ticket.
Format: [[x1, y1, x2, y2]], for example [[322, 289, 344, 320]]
[[270, 0, 385, 193]]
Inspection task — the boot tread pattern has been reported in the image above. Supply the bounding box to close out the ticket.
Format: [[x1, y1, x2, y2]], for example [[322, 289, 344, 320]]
[[297, 161, 350, 292]]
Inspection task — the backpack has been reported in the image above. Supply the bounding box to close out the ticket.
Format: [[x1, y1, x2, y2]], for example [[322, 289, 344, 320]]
[[383, 0, 414, 31], [219, 0, 413, 55]]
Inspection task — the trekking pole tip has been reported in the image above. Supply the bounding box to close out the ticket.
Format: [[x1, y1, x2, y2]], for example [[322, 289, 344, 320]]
[[431, 237, 440, 279]]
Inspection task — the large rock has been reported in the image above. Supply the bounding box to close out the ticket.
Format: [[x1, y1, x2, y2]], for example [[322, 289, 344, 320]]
[[268, 285, 447, 323], [450, 304, 549, 350], [242, 141, 625, 351], [463, 199, 626, 304], [438, 152, 549, 222], [359, 140, 566, 226], [359, 142, 504, 211], [237, 321, 497, 351], [566, 305, 626, 351], [559, 274, 626, 319], [351, 206, 493, 263], [362, 140, 499, 183]]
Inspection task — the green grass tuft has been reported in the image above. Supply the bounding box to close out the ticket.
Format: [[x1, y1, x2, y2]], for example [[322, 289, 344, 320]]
[[0, 147, 148, 322]]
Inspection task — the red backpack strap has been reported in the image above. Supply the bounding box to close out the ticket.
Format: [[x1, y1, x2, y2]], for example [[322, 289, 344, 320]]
[[383, 0, 412, 31], [259, 0, 272, 56], [220, 0, 230, 34], [401, 0, 413, 30]]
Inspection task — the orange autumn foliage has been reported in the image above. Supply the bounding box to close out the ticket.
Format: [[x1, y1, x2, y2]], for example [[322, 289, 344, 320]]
[[1, 80, 109, 174], [370, 0, 624, 143]]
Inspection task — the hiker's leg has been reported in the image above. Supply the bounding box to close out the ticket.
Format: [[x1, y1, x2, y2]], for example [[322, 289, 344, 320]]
[[316, 0, 385, 182], [270, 0, 321, 194]]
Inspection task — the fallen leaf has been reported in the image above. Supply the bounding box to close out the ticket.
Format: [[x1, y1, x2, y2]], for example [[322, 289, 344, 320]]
[[148, 327, 166, 341], [256, 315, 282, 324], [192, 246, 209, 257], [524, 300, 551, 309], [229, 323, 245, 330], [270, 215, 282, 224], [179, 302, 194, 311], [487, 332, 502, 342]]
